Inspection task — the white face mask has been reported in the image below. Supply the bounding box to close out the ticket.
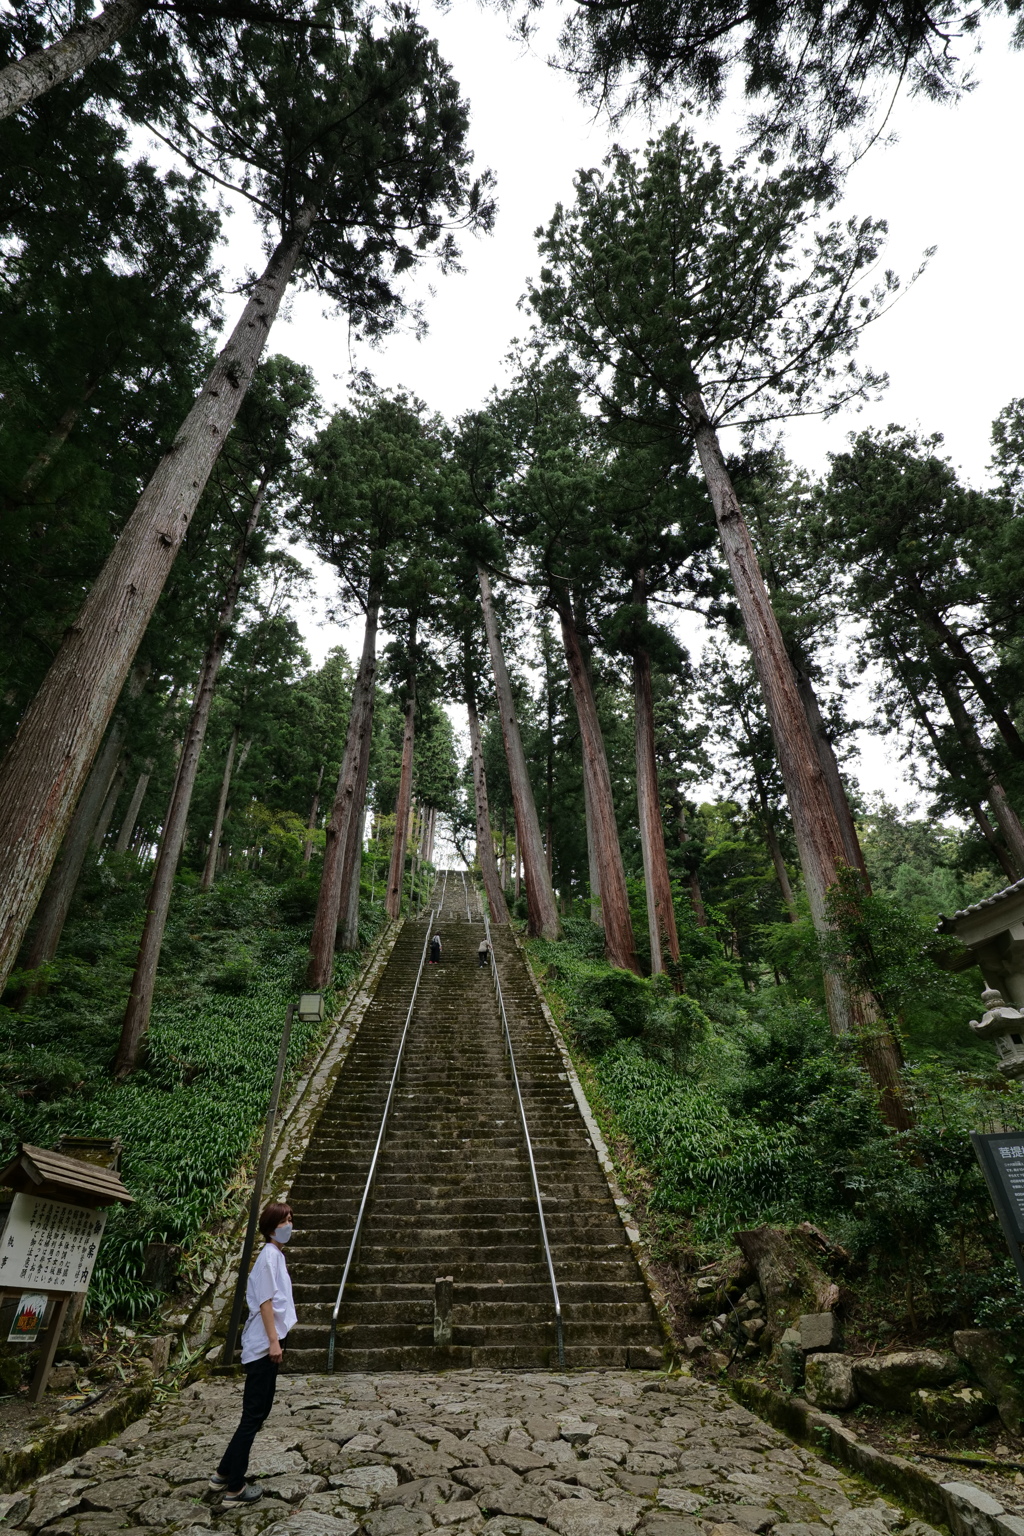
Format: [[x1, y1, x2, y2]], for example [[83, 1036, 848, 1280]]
[[273, 1224, 293, 1244]]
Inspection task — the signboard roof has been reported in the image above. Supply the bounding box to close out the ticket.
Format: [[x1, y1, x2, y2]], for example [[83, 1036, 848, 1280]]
[[0, 1145, 133, 1208]]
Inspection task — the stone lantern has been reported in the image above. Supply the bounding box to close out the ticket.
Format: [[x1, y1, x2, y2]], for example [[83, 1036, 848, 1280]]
[[937, 878, 1024, 1072]]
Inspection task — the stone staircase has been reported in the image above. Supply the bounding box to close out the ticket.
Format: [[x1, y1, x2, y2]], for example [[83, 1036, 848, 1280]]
[[283, 875, 665, 1371]]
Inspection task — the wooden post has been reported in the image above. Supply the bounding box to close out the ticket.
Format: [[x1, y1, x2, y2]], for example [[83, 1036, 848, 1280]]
[[27, 1293, 71, 1403]]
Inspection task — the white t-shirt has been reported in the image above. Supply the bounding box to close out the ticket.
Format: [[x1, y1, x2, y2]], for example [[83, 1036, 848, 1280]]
[[240, 1243, 297, 1365]]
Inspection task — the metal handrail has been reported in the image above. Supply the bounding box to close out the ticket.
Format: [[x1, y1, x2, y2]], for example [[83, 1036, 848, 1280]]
[[463, 871, 471, 920], [482, 910, 566, 1369], [326, 908, 435, 1371]]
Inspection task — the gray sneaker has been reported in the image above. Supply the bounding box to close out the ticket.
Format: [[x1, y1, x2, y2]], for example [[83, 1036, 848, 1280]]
[[208, 1474, 229, 1490], [222, 1485, 263, 1505]]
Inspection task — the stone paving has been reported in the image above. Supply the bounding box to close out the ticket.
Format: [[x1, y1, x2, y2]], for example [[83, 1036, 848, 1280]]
[[1, 1373, 940, 1536]]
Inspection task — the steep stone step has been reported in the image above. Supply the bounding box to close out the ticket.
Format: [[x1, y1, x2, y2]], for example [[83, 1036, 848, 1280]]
[[281, 873, 665, 1370]]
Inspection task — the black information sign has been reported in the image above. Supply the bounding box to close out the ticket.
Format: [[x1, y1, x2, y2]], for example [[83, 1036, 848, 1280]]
[[971, 1132, 1024, 1285]]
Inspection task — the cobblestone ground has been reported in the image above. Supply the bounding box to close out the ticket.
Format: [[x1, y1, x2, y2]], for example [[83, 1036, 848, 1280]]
[[2, 1372, 939, 1536]]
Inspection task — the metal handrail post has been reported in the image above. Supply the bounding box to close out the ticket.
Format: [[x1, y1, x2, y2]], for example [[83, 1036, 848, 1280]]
[[221, 1001, 296, 1366], [326, 912, 435, 1371], [483, 914, 566, 1369]]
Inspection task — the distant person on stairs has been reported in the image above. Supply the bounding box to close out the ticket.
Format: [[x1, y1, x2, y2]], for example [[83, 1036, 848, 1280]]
[[477, 938, 491, 969], [210, 1202, 297, 1505], [430, 933, 442, 965]]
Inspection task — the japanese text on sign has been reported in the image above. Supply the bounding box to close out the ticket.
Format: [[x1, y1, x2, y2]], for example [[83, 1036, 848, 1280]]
[[0, 1193, 107, 1292]]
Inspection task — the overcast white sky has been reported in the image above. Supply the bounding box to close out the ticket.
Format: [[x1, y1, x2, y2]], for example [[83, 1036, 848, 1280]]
[[224, 3, 1024, 815]]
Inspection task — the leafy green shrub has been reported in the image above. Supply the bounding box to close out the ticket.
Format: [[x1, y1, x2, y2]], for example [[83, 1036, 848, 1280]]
[[0, 867, 373, 1319]]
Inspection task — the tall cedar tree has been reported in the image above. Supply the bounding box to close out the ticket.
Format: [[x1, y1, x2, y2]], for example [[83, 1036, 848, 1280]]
[[0, 82, 222, 747], [294, 388, 444, 985], [114, 358, 317, 1075], [495, 0, 1011, 160], [528, 125, 911, 1126], [0, 14, 494, 991], [451, 413, 561, 939], [481, 369, 639, 971]]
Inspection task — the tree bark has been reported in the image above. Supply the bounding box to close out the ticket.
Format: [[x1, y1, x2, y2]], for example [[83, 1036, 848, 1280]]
[[201, 725, 239, 890], [465, 658, 509, 925], [633, 617, 681, 974], [582, 762, 602, 925], [0, 209, 316, 993], [791, 656, 871, 884], [385, 633, 417, 921], [301, 762, 325, 870], [307, 594, 379, 979], [91, 760, 126, 849], [677, 801, 708, 927], [114, 482, 267, 1077], [338, 600, 379, 956], [19, 722, 125, 977], [890, 653, 1021, 881], [477, 568, 560, 940], [935, 666, 1024, 872], [0, 0, 147, 121], [917, 595, 1024, 763], [735, 1226, 840, 1351], [115, 767, 151, 853], [18, 382, 101, 497], [684, 392, 908, 1127], [554, 591, 638, 973]]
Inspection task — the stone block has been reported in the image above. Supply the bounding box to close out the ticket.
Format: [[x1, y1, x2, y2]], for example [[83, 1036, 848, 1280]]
[[136, 1495, 210, 1526], [699, 1506, 776, 1532], [953, 1330, 1024, 1437], [261, 1476, 329, 1504], [798, 1315, 841, 1353], [479, 1518, 549, 1536], [335, 1466, 399, 1494], [655, 1493, 705, 1515], [547, 1501, 620, 1536], [560, 1419, 599, 1444], [80, 1476, 168, 1511], [913, 1387, 996, 1439], [637, 1518, 703, 1536], [362, 1508, 433, 1536], [587, 1437, 629, 1465], [682, 1338, 706, 1356], [627, 1347, 664, 1370], [262, 1514, 359, 1536], [831, 1509, 895, 1536], [853, 1351, 961, 1411], [803, 1354, 857, 1412]]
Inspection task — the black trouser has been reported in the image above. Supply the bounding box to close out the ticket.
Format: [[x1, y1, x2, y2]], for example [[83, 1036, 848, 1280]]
[[217, 1354, 278, 1489], [478, 953, 488, 967]]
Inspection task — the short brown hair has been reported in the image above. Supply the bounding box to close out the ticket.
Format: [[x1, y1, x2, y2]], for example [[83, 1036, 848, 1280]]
[[259, 1202, 292, 1241]]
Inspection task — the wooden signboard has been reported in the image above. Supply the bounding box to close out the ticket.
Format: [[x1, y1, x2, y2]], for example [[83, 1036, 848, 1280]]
[[971, 1131, 1024, 1286], [0, 1143, 132, 1402]]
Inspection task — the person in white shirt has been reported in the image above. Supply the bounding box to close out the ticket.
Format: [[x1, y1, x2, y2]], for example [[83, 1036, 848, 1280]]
[[210, 1201, 297, 1504]]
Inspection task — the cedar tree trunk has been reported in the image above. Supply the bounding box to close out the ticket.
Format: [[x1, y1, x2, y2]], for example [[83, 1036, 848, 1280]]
[[20, 722, 125, 976], [791, 658, 870, 884], [582, 765, 602, 926], [385, 650, 417, 921], [0, 208, 315, 992], [301, 762, 325, 869], [465, 659, 509, 924], [115, 767, 151, 853], [0, 0, 146, 121], [114, 484, 266, 1076], [684, 391, 908, 1127], [478, 568, 560, 939], [338, 599, 381, 959], [307, 594, 379, 979], [201, 725, 239, 890], [91, 760, 126, 849], [632, 609, 680, 973], [554, 591, 638, 973]]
